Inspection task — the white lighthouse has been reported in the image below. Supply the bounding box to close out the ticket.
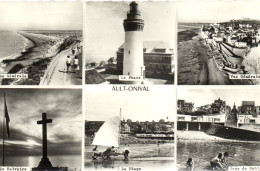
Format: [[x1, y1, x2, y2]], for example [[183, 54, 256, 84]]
[[122, 1, 145, 83]]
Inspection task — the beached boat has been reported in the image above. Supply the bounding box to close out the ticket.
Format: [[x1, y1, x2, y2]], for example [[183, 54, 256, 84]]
[[91, 111, 129, 160], [222, 66, 240, 73]]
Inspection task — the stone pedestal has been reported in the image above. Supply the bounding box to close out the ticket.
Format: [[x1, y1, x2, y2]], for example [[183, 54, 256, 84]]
[[37, 157, 53, 168]]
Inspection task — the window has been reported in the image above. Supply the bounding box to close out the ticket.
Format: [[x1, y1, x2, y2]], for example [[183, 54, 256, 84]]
[[214, 118, 220, 122], [191, 117, 197, 121], [178, 117, 185, 121], [249, 120, 255, 124]]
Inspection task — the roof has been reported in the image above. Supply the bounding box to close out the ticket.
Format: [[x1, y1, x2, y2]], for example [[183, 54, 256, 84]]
[[118, 41, 173, 54], [85, 69, 107, 84], [242, 101, 255, 106]]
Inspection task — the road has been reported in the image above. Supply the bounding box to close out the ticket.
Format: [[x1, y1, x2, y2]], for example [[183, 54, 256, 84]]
[[41, 45, 82, 85]]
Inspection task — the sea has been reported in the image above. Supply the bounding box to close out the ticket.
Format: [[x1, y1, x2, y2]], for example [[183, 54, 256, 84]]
[[178, 23, 205, 32], [85, 143, 175, 171], [177, 141, 260, 170], [3, 155, 81, 171], [0, 31, 33, 66]]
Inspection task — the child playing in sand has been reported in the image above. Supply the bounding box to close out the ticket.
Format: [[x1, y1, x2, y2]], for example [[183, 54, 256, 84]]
[[186, 158, 194, 171]]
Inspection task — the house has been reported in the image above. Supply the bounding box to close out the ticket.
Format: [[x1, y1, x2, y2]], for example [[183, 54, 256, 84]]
[[117, 41, 174, 74]]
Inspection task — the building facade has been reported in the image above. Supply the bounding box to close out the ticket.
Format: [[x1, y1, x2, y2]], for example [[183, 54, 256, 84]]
[[117, 41, 174, 74]]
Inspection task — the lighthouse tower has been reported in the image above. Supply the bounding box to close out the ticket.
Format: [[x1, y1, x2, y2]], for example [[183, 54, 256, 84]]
[[123, 1, 145, 83]]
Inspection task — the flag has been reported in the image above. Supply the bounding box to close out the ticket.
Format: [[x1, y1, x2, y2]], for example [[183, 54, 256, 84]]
[[4, 93, 10, 138]]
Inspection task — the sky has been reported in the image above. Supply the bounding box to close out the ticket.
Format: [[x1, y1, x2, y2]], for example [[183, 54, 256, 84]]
[[178, 88, 260, 108], [0, 1, 82, 30], [85, 87, 175, 122], [0, 89, 82, 156], [85, 1, 176, 63], [178, 1, 260, 23]]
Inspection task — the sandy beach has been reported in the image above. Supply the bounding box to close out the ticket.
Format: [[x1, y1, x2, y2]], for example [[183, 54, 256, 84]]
[[85, 143, 175, 171], [0, 30, 82, 85], [177, 131, 260, 170], [178, 25, 252, 85]]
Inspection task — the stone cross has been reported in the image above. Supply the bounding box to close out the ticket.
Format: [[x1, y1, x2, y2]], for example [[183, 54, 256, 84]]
[[37, 113, 53, 167]]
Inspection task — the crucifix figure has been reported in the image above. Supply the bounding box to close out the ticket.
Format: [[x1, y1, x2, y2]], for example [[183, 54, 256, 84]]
[[37, 113, 53, 168]]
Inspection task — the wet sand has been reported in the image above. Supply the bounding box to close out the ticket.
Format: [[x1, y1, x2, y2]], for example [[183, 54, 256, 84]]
[[85, 143, 174, 171], [85, 158, 175, 171], [178, 140, 260, 171], [177, 131, 260, 170]]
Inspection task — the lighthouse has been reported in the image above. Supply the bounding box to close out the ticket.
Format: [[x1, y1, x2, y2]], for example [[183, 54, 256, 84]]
[[123, 1, 145, 83]]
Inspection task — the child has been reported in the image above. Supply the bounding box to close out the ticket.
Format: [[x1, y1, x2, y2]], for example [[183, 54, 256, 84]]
[[186, 158, 194, 171]]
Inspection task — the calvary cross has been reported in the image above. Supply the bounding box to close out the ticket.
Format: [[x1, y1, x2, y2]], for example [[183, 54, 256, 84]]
[[36, 113, 53, 168]]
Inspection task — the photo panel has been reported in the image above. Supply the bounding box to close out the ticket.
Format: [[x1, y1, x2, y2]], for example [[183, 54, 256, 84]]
[[84, 86, 175, 171], [0, 88, 82, 170], [84, 1, 176, 85], [177, 87, 260, 170], [0, 1, 83, 86], [178, 1, 260, 85]]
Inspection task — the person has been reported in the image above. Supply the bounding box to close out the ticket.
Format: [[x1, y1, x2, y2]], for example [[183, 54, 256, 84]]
[[186, 158, 194, 171], [92, 146, 99, 160], [74, 56, 79, 71], [66, 56, 71, 73], [111, 146, 116, 154], [221, 152, 229, 169], [103, 146, 115, 160], [210, 153, 224, 170]]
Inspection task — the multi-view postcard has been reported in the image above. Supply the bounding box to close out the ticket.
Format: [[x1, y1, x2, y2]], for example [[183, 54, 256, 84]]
[[85, 89, 175, 171], [0, 89, 82, 170], [177, 88, 260, 170], [0, 2, 82, 85], [178, 1, 260, 85], [85, 1, 175, 85]]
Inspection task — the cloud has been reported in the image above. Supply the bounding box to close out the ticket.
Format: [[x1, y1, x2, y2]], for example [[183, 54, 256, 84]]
[[0, 89, 82, 156], [0, 1, 82, 30]]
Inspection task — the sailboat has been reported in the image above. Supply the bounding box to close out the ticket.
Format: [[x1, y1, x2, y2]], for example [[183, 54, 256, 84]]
[[91, 109, 129, 160]]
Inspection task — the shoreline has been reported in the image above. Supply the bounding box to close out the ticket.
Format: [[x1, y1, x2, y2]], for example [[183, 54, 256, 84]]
[[0, 30, 81, 85], [0, 31, 59, 85], [177, 131, 260, 143]]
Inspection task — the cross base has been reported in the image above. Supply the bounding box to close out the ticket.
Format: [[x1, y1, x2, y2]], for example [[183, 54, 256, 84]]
[[37, 157, 53, 168]]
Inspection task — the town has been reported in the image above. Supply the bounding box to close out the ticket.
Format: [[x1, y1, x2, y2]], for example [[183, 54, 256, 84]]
[[201, 18, 260, 81], [85, 118, 174, 145], [177, 97, 260, 141]]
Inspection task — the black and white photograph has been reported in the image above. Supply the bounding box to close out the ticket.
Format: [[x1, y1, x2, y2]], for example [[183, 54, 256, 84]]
[[178, 1, 260, 85], [85, 88, 175, 170], [177, 88, 260, 170], [85, 1, 175, 85], [0, 2, 82, 85], [0, 89, 82, 170]]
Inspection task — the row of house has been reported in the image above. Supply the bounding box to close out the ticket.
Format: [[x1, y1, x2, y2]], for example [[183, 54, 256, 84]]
[[177, 98, 260, 131], [121, 120, 174, 133], [202, 19, 260, 48], [177, 98, 227, 114], [85, 119, 174, 136]]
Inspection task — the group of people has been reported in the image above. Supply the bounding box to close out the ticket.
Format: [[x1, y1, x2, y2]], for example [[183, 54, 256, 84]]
[[66, 48, 80, 73], [92, 146, 116, 160], [186, 152, 229, 170]]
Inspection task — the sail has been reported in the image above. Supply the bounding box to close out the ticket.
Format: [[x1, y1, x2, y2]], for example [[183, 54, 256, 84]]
[[92, 116, 120, 147]]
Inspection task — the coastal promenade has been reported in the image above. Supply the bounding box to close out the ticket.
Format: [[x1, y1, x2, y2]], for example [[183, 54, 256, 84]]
[[40, 44, 82, 85]]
